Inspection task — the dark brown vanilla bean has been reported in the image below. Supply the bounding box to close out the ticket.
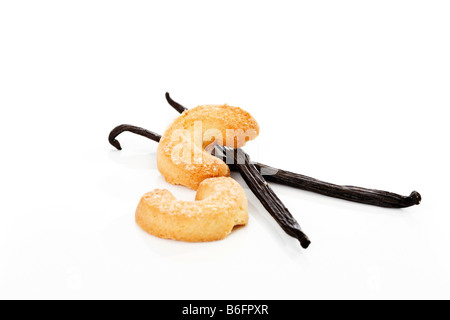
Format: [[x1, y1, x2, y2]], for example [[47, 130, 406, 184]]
[[233, 149, 311, 248], [165, 92, 188, 113], [209, 146, 311, 247], [109, 124, 161, 150], [109, 126, 421, 209], [165, 92, 421, 209], [254, 164, 421, 208]]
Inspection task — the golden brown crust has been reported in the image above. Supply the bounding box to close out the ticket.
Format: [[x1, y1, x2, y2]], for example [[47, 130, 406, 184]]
[[135, 177, 248, 242], [157, 104, 259, 190]]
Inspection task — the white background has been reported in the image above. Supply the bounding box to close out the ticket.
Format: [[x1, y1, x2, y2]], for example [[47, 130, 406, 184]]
[[1, 1, 449, 300]]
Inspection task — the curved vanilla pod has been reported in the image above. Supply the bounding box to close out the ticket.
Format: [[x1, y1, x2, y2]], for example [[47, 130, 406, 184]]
[[165, 92, 187, 113], [109, 124, 161, 150], [108, 126, 421, 209], [108, 123, 421, 209]]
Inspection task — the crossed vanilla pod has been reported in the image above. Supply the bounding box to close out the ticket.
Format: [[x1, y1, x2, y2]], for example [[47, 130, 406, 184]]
[[109, 93, 422, 248]]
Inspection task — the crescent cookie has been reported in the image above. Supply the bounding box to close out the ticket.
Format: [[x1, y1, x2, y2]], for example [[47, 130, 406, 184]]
[[157, 104, 260, 190], [136, 177, 248, 242]]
